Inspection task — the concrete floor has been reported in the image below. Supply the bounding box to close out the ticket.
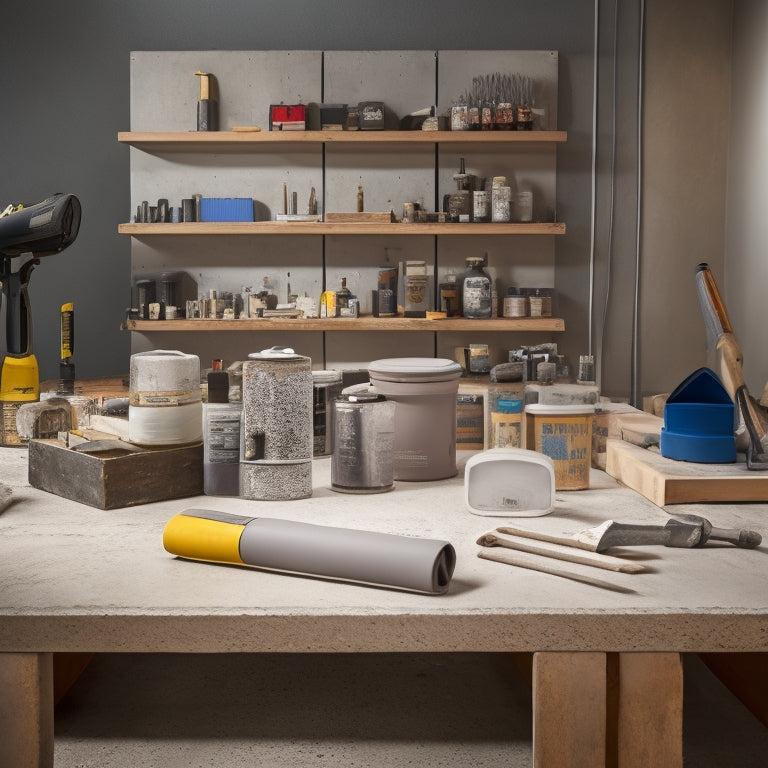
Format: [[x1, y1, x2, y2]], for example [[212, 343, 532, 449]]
[[53, 652, 768, 767]]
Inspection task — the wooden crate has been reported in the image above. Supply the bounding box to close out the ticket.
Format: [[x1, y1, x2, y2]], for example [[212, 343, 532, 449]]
[[28, 439, 203, 510]]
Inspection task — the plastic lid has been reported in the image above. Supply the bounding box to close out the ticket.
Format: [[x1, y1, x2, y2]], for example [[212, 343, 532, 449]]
[[248, 346, 306, 360], [525, 403, 595, 415], [368, 357, 462, 382], [496, 396, 522, 413], [338, 392, 386, 404], [312, 369, 343, 383]]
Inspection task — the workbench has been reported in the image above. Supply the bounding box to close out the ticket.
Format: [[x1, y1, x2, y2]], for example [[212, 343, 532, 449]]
[[0, 445, 766, 767]]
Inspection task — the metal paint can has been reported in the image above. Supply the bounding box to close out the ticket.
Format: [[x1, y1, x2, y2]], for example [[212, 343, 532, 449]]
[[331, 392, 396, 494]]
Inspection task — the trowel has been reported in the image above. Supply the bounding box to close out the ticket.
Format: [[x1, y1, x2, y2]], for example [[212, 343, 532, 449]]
[[497, 514, 762, 554]]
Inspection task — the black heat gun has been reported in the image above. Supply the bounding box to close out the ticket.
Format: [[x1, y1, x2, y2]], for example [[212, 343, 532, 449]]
[[0, 193, 81, 402]]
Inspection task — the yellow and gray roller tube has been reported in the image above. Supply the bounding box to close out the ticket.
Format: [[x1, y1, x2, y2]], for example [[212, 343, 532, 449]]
[[163, 509, 456, 594]]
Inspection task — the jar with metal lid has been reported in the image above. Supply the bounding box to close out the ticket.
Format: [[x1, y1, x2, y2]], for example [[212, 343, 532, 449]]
[[527, 288, 553, 317], [503, 287, 528, 318], [460, 256, 492, 319]]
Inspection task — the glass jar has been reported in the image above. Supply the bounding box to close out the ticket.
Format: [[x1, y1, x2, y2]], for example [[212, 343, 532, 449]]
[[494, 102, 514, 130], [460, 256, 492, 319]]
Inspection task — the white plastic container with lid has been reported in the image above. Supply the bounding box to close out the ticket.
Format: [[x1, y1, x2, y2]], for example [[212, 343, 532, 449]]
[[368, 357, 462, 481], [128, 350, 202, 445]]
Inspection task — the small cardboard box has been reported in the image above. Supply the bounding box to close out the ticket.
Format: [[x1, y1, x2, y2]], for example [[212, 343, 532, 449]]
[[28, 439, 203, 510]]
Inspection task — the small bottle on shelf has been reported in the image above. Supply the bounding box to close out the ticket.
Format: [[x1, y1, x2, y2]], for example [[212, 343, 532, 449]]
[[336, 277, 358, 317], [336, 277, 352, 310], [460, 255, 492, 319], [439, 270, 460, 317]]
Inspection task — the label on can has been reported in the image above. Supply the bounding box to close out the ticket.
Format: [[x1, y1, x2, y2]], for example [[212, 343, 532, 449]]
[[130, 388, 198, 407], [205, 410, 241, 463]]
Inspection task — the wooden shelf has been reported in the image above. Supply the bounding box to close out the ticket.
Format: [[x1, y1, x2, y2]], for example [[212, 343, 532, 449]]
[[118, 130, 567, 153], [119, 221, 566, 236], [123, 316, 565, 333]]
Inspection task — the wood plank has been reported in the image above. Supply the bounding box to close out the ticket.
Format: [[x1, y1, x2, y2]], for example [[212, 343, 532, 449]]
[[616, 653, 682, 768], [118, 129, 568, 151], [0, 653, 54, 768], [533, 652, 607, 767], [118, 221, 567, 236], [324, 211, 395, 222], [40, 375, 128, 399], [122, 316, 565, 333], [605, 439, 768, 505]]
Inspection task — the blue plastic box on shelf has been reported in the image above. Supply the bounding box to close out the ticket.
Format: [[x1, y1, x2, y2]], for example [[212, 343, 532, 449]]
[[200, 198, 255, 222]]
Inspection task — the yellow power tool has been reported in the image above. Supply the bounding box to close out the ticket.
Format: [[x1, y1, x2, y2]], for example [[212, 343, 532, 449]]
[[0, 194, 81, 443]]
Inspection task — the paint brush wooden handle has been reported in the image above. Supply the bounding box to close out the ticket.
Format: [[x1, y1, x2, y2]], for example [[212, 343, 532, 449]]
[[477, 533, 645, 573], [477, 550, 635, 593], [496, 525, 594, 551]]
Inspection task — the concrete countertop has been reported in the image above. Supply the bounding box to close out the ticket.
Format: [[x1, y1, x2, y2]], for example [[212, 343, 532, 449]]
[[1, 447, 766, 654]]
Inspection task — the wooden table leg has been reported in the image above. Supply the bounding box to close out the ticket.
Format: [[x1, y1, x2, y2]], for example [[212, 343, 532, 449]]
[[533, 651, 607, 767], [615, 652, 682, 768], [0, 653, 54, 768]]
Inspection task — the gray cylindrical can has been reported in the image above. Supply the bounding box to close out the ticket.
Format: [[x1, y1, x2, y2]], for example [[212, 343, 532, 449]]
[[240, 349, 313, 500], [331, 393, 396, 494], [312, 370, 344, 456]]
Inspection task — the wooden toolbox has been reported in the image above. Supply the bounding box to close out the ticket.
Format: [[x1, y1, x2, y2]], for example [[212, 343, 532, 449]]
[[28, 439, 203, 510]]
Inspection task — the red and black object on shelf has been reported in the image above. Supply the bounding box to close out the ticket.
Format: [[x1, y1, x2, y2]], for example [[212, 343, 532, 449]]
[[269, 104, 306, 131]]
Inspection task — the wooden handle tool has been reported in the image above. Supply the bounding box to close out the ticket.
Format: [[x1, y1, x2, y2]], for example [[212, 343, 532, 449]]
[[477, 532, 645, 573], [477, 550, 636, 593]]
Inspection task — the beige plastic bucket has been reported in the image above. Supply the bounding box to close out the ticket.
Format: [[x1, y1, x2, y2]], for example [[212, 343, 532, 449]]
[[525, 404, 594, 490], [368, 357, 462, 481]]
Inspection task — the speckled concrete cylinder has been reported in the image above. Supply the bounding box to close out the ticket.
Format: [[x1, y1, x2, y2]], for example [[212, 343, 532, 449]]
[[240, 350, 313, 500]]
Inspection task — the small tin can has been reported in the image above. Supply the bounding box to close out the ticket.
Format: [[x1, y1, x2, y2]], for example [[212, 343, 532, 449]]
[[503, 288, 528, 318]]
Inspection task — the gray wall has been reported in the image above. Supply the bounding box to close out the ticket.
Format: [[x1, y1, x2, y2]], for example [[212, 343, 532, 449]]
[[9, 0, 737, 405], [1, 0, 595, 384], [727, 0, 768, 397]]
